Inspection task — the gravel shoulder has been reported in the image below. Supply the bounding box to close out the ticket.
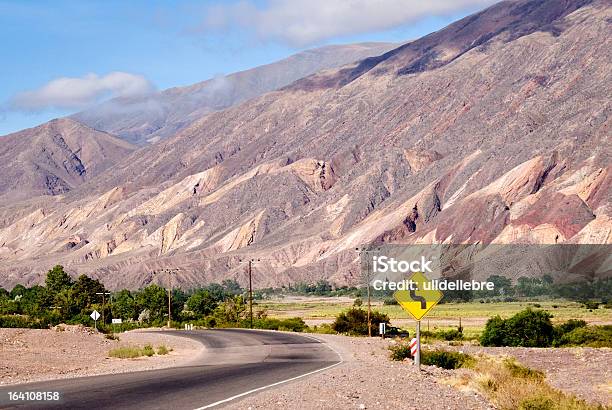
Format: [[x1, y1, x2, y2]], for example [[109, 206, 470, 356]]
[[226, 334, 492, 410], [0, 326, 204, 386]]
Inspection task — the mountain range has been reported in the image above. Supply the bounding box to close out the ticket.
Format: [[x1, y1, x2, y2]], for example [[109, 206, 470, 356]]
[[0, 0, 610, 290], [72, 43, 398, 145]]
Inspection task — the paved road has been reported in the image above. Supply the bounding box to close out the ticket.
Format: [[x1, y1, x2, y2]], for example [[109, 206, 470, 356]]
[[0, 329, 341, 410]]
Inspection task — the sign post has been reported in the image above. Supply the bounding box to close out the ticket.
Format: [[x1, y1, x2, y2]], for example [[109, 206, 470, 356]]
[[112, 318, 122, 335], [393, 271, 443, 371], [415, 321, 421, 368], [90, 310, 101, 331], [379, 322, 386, 338]]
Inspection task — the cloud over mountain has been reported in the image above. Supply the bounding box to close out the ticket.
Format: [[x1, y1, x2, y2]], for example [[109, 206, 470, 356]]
[[203, 0, 497, 46], [9, 72, 155, 111]]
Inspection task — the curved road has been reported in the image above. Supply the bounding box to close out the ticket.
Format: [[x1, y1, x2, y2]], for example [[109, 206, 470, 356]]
[[0, 329, 341, 409]]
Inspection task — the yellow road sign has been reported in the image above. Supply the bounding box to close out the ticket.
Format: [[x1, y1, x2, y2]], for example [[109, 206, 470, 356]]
[[393, 271, 443, 320]]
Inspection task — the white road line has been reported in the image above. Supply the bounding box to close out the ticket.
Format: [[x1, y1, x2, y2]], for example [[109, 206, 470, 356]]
[[193, 336, 344, 410]]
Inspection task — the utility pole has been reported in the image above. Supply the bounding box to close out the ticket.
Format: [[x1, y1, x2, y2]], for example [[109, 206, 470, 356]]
[[356, 247, 377, 337], [96, 292, 111, 325], [239, 258, 261, 329], [157, 268, 179, 328]]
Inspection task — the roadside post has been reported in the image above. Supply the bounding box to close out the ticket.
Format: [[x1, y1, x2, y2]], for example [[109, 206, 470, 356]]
[[156, 268, 180, 328], [239, 258, 261, 329], [415, 320, 421, 368], [95, 292, 111, 326], [112, 318, 122, 336], [393, 271, 443, 371], [379, 322, 386, 339], [90, 310, 100, 331]]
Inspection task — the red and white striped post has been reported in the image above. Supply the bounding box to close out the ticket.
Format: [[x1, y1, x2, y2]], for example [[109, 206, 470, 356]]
[[410, 321, 421, 369]]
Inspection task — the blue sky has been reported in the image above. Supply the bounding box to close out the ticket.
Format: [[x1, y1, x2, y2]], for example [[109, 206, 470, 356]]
[[0, 0, 496, 135]]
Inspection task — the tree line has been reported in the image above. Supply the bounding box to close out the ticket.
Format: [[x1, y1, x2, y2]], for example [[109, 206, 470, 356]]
[[0, 265, 251, 329]]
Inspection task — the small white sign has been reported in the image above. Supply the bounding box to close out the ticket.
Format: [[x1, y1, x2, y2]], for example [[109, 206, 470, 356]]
[[90, 310, 100, 321], [112, 318, 122, 324], [379, 322, 386, 335]]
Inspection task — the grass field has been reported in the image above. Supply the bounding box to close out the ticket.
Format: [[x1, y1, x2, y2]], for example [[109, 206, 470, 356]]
[[256, 297, 612, 338]]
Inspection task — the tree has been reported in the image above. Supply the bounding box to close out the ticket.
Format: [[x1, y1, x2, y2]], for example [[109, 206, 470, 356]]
[[53, 288, 76, 320], [10, 284, 27, 299], [486, 275, 514, 297], [214, 295, 247, 324], [45, 265, 73, 296], [314, 280, 332, 295], [187, 290, 218, 317], [26, 286, 47, 316], [221, 279, 243, 296], [112, 290, 136, 321], [203, 283, 226, 302], [72, 275, 106, 315], [135, 285, 168, 323], [171, 289, 188, 321]]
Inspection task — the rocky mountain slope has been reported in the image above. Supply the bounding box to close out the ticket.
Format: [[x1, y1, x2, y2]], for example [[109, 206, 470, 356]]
[[72, 43, 398, 145], [0, 0, 609, 290], [0, 118, 136, 203]]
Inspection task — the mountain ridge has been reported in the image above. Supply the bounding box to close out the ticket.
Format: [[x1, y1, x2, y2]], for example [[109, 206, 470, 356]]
[[71, 42, 399, 145], [0, 0, 609, 290]]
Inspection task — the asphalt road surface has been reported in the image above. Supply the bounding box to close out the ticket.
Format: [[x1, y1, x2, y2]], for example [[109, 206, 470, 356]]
[[0, 329, 341, 410]]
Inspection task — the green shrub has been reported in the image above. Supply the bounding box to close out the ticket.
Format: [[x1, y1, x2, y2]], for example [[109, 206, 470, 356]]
[[421, 350, 474, 369], [308, 323, 335, 334], [553, 319, 587, 344], [248, 317, 307, 332], [423, 328, 464, 341], [481, 309, 554, 347], [332, 308, 389, 336], [555, 325, 612, 347], [383, 298, 398, 305], [388, 342, 412, 361], [582, 301, 600, 310], [142, 344, 155, 357], [157, 345, 170, 355], [0, 314, 58, 329], [519, 396, 554, 410], [109, 347, 144, 359]]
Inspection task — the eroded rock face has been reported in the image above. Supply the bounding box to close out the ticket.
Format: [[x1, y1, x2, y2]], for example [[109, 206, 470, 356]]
[[0, 0, 610, 289], [404, 149, 443, 172], [0, 119, 136, 202]]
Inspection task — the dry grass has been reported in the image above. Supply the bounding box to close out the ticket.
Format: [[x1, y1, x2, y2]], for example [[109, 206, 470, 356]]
[[108, 346, 145, 359], [108, 344, 170, 359], [447, 356, 606, 410], [156, 345, 170, 355]]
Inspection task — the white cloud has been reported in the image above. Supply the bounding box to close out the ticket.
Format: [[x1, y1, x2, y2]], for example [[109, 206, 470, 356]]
[[10, 72, 155, 111], [202, 0, 497, 46]]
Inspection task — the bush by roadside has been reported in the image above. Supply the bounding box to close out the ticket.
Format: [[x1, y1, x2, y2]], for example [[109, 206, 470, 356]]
[[388, 344, 474, 369], [554, 325, 612, 348], [0, 314, 60, 329], [480, 309, 611, 348], [422, 328, 464, 341], [331, 308, 389, 336], [108, 344, 170, 359]]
